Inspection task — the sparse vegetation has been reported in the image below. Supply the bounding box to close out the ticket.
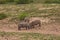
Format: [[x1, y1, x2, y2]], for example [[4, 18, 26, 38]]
[[0, 0, 14, 4], [0, 0, 60, 40], [14, 0, 30, 4], [0, 0, 60, 4], [0, 0, 33, 4], [0, 32, 60, 40], [0, 13, 7, 20], [45, 0, 60, 4], [18, 12, 29, 20]]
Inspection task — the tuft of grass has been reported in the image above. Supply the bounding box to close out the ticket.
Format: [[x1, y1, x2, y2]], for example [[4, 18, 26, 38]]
[[45, 0, 60, 4], [0, 32, 60, 40], [18, 12, 29, 21], [0, 13, 7, 20]]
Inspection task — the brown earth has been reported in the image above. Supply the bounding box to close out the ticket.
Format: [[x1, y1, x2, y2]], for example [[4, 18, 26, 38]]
[[0, 17, 60, 35]]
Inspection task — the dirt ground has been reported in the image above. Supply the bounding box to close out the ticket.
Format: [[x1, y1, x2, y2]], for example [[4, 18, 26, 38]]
[[0, 17, 60, 35]]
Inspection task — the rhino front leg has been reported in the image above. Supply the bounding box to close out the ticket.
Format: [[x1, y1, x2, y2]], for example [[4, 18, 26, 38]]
[[18, 25, 21, 30]]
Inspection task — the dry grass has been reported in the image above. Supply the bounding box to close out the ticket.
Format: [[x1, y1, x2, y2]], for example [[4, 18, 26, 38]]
[[0, 4, 60, 40], [0, 32, 60, 40]]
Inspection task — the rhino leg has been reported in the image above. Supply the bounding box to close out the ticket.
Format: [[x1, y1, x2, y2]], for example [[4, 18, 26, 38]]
[[26, 26, 28, 30], [18, 24, 21, 30], [39, 21, 41, 27], [18, 26, 21, 30]]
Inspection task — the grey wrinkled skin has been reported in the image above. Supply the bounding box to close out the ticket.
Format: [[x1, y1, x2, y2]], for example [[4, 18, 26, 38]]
[[18, 18, 41, 30], [29, 20, 41, 28], [18, 17, 30, 30], [18, 22, 30, 30], [24, 17, 30, 22]]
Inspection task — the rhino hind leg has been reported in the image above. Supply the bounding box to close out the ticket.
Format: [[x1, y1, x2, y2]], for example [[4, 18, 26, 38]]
[[26, 26, 28, 30], [18, 24, 22, 30], [18, 26, 21, 30], [39, 23, 41, 26]]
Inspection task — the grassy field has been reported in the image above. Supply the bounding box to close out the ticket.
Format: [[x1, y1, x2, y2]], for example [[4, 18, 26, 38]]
[[0, 32, 60, 40], [0, 4, 60, 21], [0, 4, 60, 40], [0, 0, 60, 4]]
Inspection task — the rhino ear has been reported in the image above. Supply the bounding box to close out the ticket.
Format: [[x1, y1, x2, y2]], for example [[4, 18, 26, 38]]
[[24, 17, 30, 22]]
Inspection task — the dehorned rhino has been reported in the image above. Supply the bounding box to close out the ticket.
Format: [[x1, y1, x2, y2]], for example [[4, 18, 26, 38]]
[[18, 22, 30, 30], [29, 20, 41, 28]]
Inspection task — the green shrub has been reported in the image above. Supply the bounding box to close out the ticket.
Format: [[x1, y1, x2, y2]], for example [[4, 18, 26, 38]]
[[45, 0, 60, 4], [0, 0, 7, 4], [7, 0, 14, 2], [14, 0, 31, 4], [0, 13, 7, 20], [18, 12, 29, 20], [0, 0, 33, 4], [0, 0, 14, 4]]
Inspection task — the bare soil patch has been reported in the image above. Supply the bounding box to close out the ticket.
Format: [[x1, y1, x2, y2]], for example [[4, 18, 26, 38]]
[[0, 17, 60, 35]]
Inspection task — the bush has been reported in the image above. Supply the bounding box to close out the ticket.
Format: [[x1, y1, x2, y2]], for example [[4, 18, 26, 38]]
[[0, 0, 14, 4], [0, 0, 33, 4], [14, 0, 30, 4], [0, 13, 7, 20], [18, 12, 29, 21], [0, 0, 7, 4], [7, 0, 14, 2], [45, 0, 60, 4]]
